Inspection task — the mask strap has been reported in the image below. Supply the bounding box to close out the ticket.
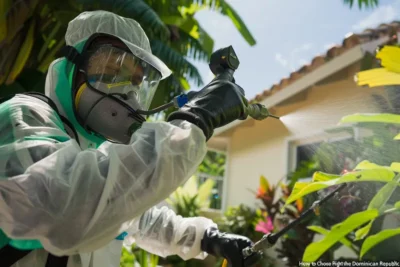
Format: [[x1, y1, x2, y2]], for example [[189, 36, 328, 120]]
[[61, 46, 84, 66]]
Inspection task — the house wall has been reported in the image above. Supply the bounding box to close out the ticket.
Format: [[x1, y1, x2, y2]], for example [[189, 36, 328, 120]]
[[225, 64, 386, 209]]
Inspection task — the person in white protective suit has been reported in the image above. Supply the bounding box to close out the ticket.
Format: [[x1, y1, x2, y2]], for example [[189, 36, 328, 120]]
[[0, 10, 263, 267]]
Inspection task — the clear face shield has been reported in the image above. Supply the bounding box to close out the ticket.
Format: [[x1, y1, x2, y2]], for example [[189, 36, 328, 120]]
[[69, 35, 172, 144], [84, 44, 162, 111]]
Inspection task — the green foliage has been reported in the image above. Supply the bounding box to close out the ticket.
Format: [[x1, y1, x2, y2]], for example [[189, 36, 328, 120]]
[[303, 209, 380, 262], [167, 175, 216, 216], [120, 175, 215, 267], [215, 205, 275, 267], [198, 151, 226, 177], [157, 175, 215, 267], [120, 247, 135, 267], [196, 150, 226, 209], [343, 0, 379, 9], [340, 113, 400, 126], [313, 139, 362, 174], [217, 1, 256, 46], [287, 160, 319, 188], [120, 244, 159, 267], [216, 205, 264, 242], [361, 227, 400, 259], [251, 176, 320, 267], [307, 226, 355, 250], [285, 83, 400, 261], [286, 122, 400, 228], [285, 163, 397, 206]]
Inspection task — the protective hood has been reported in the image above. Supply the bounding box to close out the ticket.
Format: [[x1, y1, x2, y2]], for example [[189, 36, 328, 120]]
[[45, 10, 172, 148], [65, 10, 171, 80]]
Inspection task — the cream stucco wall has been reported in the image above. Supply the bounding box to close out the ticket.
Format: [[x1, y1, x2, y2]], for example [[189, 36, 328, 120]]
[[223, 64, 386, 209]]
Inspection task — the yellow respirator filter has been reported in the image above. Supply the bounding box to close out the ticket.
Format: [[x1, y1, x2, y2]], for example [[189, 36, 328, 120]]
[[75, 83, 88, 109], [356, 46, 400, 87]]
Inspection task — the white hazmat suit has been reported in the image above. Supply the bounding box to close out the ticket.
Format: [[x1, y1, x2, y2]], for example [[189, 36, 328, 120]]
[[0, 10, 217, 267]]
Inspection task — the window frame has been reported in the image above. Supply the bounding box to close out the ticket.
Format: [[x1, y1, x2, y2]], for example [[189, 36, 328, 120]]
[[285, 125, 374, 178]]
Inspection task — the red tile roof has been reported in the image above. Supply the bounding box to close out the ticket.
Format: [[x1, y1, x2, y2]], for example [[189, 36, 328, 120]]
[[250, 21, 400, 103]]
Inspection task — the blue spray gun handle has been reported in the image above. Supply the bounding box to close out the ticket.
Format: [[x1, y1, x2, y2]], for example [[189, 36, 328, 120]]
[[173, 94, 189, 108], [171, 91, 199, 108]]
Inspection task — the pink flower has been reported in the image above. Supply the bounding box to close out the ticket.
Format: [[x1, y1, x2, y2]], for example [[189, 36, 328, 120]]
[[255, 216, 274, 234]]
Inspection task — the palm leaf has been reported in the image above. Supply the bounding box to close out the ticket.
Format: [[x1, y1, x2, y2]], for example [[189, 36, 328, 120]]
[[1, 0, 39, 45], [37, 38, 65, 72], [170, 30, 210, 61], [37, 21, 61, 63], [149, 0, 223, 11], [343, 0, 379, 9], [0, 30, 24, 84], [161, 15, 214, 57], [6, 19, 36, 84], [219, 1, 256, 46], [150, 39, 203, 86], [75, 0, 170, 41], [0, 0, 12, 43]]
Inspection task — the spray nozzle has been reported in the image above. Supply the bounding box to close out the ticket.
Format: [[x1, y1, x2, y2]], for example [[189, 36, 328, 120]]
[[247, 103, 280, 120]]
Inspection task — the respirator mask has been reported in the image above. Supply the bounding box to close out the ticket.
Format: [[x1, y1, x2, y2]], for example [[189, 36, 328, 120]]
[[65, 34, 167, 144]]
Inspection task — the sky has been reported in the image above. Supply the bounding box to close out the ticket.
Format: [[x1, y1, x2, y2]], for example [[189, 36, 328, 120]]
[[189, 0, 400, 100]]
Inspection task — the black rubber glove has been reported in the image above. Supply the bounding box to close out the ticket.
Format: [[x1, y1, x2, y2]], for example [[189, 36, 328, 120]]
[[167, 80, 248, 141], [201, 227, 263, 267], [186, 90, 198, 100]]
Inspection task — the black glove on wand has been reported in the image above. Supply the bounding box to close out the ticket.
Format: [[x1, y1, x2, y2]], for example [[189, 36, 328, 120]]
[[167, 46, 279, 141]]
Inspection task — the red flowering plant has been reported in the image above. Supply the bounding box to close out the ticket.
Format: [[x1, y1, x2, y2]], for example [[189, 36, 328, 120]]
[[253, 176, 304, 233], [252, 175, 320, 266]]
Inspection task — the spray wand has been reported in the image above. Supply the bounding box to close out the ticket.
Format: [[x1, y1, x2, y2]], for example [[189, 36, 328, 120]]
[[221, 183, 348, 267], [137, 45, 279, 122]]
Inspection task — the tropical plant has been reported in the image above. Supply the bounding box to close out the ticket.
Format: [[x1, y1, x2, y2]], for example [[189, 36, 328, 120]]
[[121, 244, 159, 267], [283, 46, 400, 262], [120, 150, 226, 266], [198, 150, 226, 177], [167, 175, 216, 216], [0, 0, 256, 117], [343, 0, 379, 9], [250, 176, 335, 267], [120, 247, 136, 267], [213, 204, 275, 267], [196, 150, 226, 209], [216, 204, 264, 243], [285, 160, 400, 261], [156, 175, 216, 267], [120, 175, 215, 267]]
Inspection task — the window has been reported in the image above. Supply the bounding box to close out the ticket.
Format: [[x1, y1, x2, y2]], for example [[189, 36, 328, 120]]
[[296, 142, 323, 169], [197, 150, 226, 210], [287, 126, 374, 181], [197, 172, 224, 210]]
